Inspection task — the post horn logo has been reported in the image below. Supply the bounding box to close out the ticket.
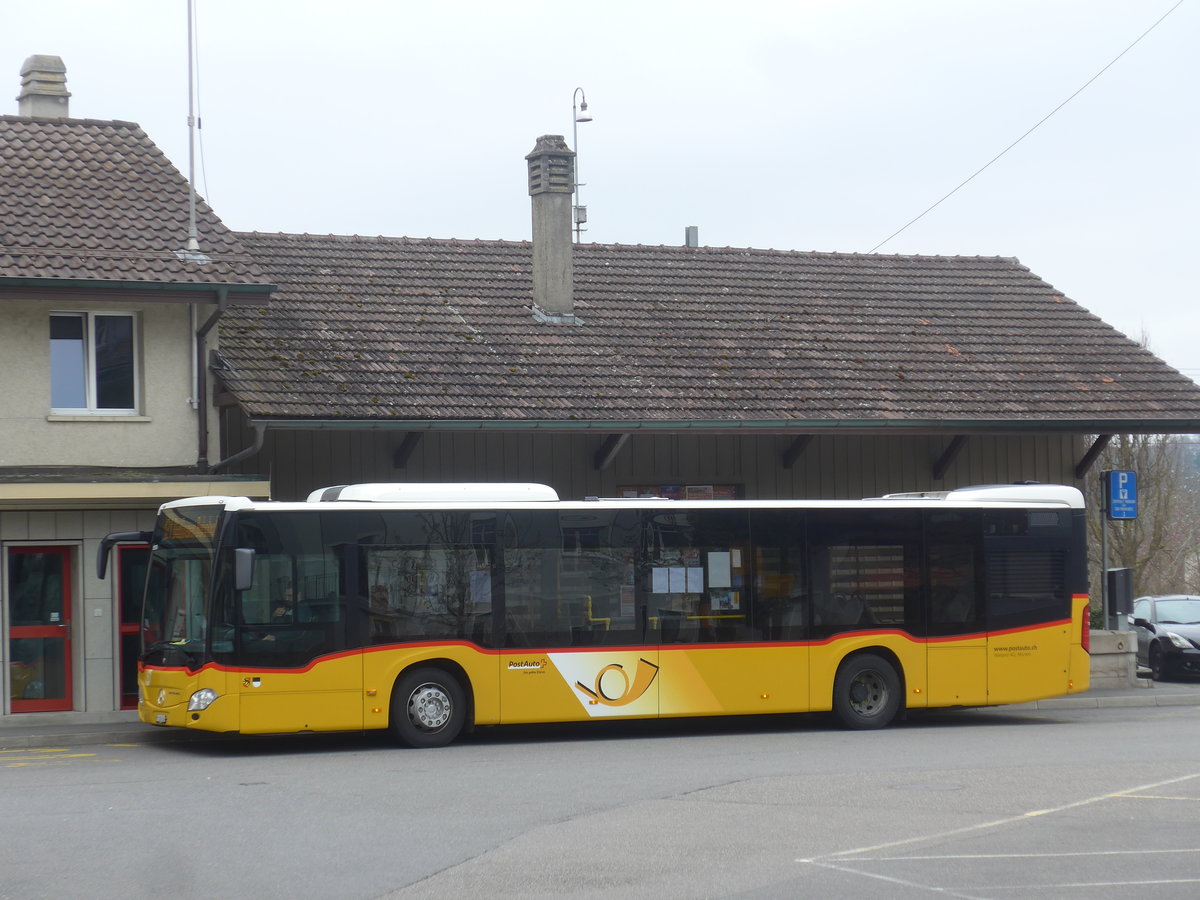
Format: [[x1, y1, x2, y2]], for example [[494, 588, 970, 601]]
[[575, 658, 660, 706]]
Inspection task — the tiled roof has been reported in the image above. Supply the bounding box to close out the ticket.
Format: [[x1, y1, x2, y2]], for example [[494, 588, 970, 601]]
[[220, 233, 1200, 426], [0, 116, 269, 287]]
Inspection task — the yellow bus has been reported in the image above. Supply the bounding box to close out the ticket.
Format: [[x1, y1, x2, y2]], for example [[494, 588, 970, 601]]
[[98, 482, 1090, 746]]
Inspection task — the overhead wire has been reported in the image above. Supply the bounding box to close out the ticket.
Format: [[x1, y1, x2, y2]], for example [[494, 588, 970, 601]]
[[868, 0, 1187, 253]]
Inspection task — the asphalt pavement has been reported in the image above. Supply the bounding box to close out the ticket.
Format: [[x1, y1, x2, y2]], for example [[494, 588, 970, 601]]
[[2, 676, 1197, 750]]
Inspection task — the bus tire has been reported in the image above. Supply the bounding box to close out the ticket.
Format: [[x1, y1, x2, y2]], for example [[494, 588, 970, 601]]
[[833, 653, 900, 730], [390, 667, 466, 748]]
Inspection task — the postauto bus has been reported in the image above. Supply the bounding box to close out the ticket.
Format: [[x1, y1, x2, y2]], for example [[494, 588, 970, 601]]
[[98, 482, 1090, 746]]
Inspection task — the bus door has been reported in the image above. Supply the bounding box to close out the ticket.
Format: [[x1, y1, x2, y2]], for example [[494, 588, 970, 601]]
[[651, 509, 805, 717], [222, 533, 362, 734], [924, 511, 987, 707], [498, 509, 656, 723], [984, 508, 1075, 705]]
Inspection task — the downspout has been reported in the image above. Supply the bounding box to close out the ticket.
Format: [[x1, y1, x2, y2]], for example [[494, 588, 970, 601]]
[[211, 421, 267, 473], [195, 287, 228, 471]]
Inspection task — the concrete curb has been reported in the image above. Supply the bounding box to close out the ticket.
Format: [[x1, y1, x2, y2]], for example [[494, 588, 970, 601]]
[[0, 727, 215, 750], [1032, 692, 1200, 710]]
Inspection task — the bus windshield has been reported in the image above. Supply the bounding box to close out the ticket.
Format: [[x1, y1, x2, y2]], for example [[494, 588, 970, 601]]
[[143, 504, 223, 668]]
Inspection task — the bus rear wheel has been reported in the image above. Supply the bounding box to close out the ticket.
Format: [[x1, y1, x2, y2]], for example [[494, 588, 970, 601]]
[[390, 667, 466, 748], [833, 654, 900, 730]]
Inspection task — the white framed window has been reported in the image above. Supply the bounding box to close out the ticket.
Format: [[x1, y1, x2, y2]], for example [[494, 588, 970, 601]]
[[49, 312, 140, 414]]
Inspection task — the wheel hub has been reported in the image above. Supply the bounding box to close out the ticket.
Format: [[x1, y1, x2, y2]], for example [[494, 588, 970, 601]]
[[849, 672, 886, 715], [409, 684, 452, 731]]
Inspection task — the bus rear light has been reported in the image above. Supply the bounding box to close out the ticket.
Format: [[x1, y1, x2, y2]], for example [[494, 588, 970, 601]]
[[1082, 620, 1090, 653]]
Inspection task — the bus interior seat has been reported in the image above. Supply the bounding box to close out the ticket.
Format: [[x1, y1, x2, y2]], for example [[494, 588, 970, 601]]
[[571, 622, 607, 646]]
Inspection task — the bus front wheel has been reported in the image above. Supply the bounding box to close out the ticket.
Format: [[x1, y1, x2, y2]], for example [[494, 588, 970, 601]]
[[390, 667, 466, 748], [833, 654, 900, 730]]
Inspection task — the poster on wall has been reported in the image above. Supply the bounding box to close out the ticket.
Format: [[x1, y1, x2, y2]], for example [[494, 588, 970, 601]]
[[618, 483, 743, 500]]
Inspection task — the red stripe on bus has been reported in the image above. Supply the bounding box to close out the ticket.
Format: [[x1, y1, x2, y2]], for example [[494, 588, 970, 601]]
[[138, 616, 1079, 676]]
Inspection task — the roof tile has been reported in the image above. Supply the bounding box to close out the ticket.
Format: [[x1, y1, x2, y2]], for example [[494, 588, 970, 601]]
[[1, 115, 269, 286], [222, 233, 1200, 425]]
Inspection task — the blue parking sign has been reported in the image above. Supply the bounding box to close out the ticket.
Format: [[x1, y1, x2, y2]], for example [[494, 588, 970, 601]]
[[1106, 470, 1138, 519]]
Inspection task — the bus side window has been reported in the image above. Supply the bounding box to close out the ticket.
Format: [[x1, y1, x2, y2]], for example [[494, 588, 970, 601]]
[[499, 510, 640, 649], [646, 510, 751, 644], [928, 545, 979, 630], [364, 545, 494, 646], [983, 507, 1071, 631], [807, 510, 921, 637], [748, 510, 808, 641]]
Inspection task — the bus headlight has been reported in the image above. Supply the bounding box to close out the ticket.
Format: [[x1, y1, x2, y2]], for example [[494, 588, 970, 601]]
[[187, 688, 219, 711]]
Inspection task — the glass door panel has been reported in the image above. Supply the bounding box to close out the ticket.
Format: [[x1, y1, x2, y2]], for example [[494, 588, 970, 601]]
[[117, 545, 150, 709], [7, 547, 73, 712]]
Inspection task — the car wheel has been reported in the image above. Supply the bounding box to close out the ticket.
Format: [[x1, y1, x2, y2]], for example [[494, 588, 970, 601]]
[[390, 667, 467, 748], [1149, 642, 1172, 682], [833, 653, 901, 730]]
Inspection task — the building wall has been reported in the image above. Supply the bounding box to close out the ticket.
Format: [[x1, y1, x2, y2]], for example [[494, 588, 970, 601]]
[[0, 299, 212, 467], [220, 415, 1085, 501], [1, 506, 157, 722], [0, 421, 1082, 723]]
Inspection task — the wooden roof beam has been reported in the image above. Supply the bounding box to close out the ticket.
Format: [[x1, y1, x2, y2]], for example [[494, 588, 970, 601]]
[[932, 435, 967, 480], [782, 435, 814, 469], [1075, 434, 1113, 479], [593, 434, 629, 471], [391, 433, 423, 469]]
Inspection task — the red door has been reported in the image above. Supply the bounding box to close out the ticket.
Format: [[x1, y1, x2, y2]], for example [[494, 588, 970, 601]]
[[117, 544, 150, 709], [7, 546, 74, 712]]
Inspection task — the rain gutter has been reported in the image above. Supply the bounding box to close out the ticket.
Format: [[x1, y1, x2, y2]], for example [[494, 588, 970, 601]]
[[0, 276, 274, 301], [243, 417, 1200, 436]]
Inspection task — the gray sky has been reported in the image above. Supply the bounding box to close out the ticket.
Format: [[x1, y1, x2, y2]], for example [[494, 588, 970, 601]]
[[5, 0, 1197, 381]]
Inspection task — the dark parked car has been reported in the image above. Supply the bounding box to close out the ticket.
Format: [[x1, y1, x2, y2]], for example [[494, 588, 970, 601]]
[[1131, 595, 1200, 681]]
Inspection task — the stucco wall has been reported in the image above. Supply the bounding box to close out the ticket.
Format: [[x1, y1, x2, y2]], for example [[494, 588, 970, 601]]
[[0, 300, 217, 467]]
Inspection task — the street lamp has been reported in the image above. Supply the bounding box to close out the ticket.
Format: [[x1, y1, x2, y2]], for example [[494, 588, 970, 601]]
[[572, 87, 592, 243]]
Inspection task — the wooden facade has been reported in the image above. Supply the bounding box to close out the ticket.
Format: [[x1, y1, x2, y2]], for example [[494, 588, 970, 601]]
[[220, 411, 1084, 502]]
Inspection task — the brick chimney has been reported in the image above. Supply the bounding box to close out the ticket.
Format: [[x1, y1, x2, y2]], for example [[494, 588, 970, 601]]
[[17, 55, 70, 117], [526, 135, 578, 322]]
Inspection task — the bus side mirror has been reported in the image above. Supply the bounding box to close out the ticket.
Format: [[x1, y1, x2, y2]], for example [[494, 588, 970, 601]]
[[234, 548, 256, 592], [232, 547, 256, 595], [97, 531, 153, 579]]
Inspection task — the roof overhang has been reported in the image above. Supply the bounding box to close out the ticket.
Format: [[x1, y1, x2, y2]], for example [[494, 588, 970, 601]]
[[0, 277, 275, 304], [0, 478, 271, 510], [245, 417, 1200, 436]]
